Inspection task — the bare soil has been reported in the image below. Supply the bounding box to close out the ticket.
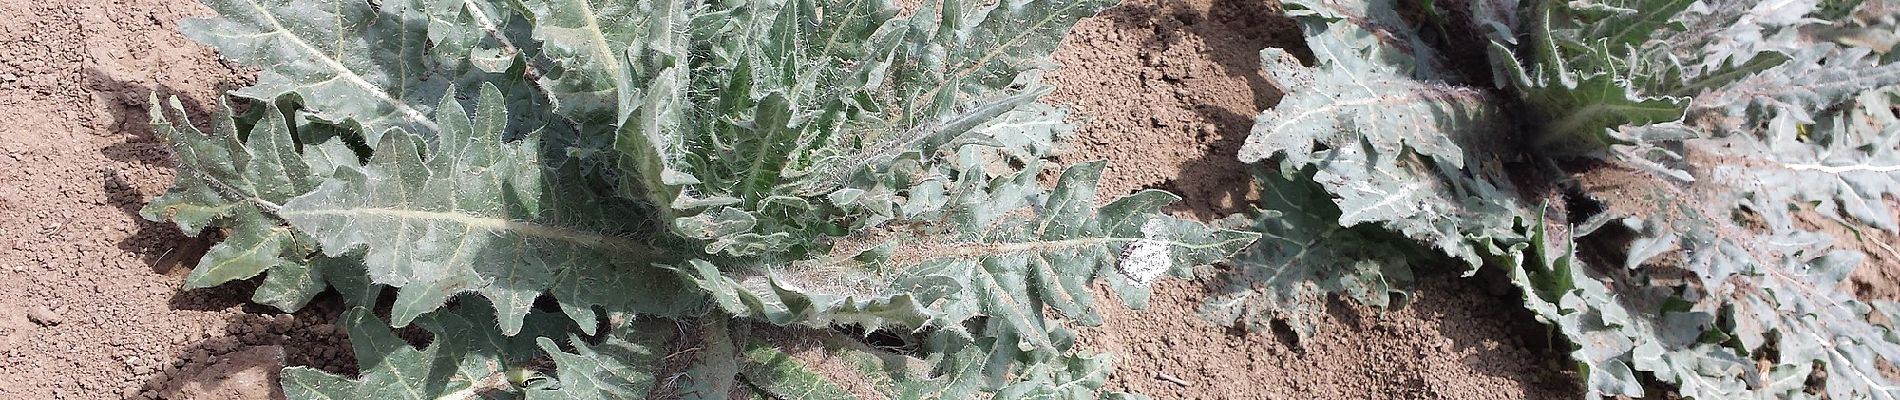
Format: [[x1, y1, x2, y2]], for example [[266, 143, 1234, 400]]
[[0, 1, 352, 398], [1078, 271, 1581, 399], [1045, 0, 1296, 219]]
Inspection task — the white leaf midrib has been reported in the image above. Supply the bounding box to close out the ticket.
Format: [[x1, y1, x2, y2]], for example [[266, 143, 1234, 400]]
[[230, 0, 440, 133]]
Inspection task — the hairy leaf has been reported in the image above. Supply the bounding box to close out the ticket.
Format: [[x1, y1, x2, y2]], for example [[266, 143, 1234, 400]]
[[160, 0, 1234, 398], [682, 160, 1257, 355], [1712, 88, 1900, 233], [281, 84, 698, 333], [1241, 0, 1529, 265], [1201, 169, 1415, 341], [524, 0, 1119, 258], [282, 301, 566, 400], [1259, 0, 1900, 397], [140, 94, 358, 312], [182, 0, 446, 141], [1594, 102, 1900, 398], [1480, 0, 1695, 154]]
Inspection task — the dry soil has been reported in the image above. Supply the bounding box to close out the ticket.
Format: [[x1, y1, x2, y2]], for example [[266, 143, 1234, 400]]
[[0, 1, 353, 399]]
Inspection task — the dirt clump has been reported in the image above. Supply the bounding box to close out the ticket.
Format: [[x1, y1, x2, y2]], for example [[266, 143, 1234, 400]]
[[162, 345, 287, 400]]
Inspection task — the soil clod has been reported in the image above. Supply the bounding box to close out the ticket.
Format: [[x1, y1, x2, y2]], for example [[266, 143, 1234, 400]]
[[27, 306, 61, 326]]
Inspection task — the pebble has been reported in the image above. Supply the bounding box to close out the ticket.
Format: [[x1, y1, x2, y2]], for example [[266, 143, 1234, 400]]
[[27, 306, 62, 326]]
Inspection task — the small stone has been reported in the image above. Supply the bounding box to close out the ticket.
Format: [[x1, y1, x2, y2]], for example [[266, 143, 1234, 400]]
[[26, 306, 61, 326]]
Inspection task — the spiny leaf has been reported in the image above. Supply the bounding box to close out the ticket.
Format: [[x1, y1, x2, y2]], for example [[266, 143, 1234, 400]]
[[165, 1, 1236, 398], [182, 0, 445, 141], [1308, 144, 1527, 266], [1236, 0, 1486, 170], [251, 254, 353, 313], [1201, 169, 1415, 342], [736, 328, 949, 400], [1483, 0, 1693, 154], [1490, 211, 1755, 399], [673, 318, 743, 400], [739, 343, 861, 400], [526, 318, 787, 400], [531, 0, 1115, 258], [183, 0, 565, 145], [524, 318, 674, 400], [682, 161, 1256, 353], [1711, 88, 1900, 233], [1256, 0, 1900, 398], [1240, 0, 1530, 265], [282, 300, 567, 400], [280, 83, 698, 334], [140, 94, 348, 312], [530, 318, 996, 400], [422, 0, 530, 75], [1697, 44, 1900, 144], [1598, 119, 1900, 399]]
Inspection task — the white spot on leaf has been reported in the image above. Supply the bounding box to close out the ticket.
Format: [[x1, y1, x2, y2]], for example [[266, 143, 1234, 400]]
[[1116, 218, 1172, 285]]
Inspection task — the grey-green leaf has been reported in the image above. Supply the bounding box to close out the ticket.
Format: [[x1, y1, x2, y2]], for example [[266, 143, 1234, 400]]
[[1201, 169, 1414, 342], [280, 83, 684, 333], [182, 0, 445, 141], [282, 301, 564, 400], [683, 161, 1258, 359], [141, 94, 338, 312]]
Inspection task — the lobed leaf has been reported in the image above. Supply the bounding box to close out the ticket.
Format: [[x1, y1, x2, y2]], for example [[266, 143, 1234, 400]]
[[280, 83, 699, 334], [182, 0, 447, 141], [682, 160, 1257, 356], [1242, 0, 1529, 265], [140, 94, 357, 312], [158, 0, 1236, 398], [282, 301, 567, 400], [1201, 169, 1415, 341]]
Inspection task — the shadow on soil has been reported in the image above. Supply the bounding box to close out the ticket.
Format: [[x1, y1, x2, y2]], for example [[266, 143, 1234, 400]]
[[135, 288, 357, 400], [1087, 0, 1311, 219], [82, 66, 360, 399], [86, 66, 234, 275]]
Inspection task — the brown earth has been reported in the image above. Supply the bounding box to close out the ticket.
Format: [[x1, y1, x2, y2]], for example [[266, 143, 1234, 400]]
[[1045, 0, 1299, 220], [0, 0, 353, 399], [1077, 270, 1581, 399]]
